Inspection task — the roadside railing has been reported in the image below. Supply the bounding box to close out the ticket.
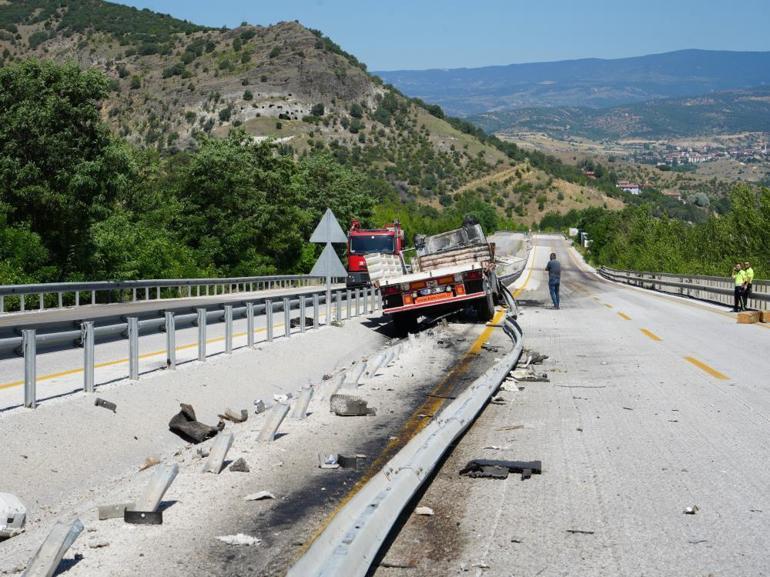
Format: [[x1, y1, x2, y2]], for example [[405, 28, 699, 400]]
[[599, 267, 769, 309], [0, 274, 339, 315], [12, 285, 382, 410]]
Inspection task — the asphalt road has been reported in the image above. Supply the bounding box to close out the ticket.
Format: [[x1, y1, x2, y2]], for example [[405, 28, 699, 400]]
[[375, 234, 770, 577]]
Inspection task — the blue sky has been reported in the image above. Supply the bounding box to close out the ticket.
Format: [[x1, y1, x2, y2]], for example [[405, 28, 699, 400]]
[[118, 0, 770, 70]]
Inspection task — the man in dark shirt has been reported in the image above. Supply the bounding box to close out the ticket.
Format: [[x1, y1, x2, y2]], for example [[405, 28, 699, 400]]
[[545, 252, 561, 309]]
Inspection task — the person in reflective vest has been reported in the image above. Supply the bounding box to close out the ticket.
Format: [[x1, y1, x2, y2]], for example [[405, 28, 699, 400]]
[[742, 261, 754, 310], [732, 263, 746, 312]]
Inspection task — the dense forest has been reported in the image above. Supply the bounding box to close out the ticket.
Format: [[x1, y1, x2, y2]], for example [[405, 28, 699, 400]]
[[0, 59, 506, 290], [540, 185, 769, 277]]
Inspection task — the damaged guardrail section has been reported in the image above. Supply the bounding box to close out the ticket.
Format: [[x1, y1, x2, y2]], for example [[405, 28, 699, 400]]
[[286, 309, 524, 577]]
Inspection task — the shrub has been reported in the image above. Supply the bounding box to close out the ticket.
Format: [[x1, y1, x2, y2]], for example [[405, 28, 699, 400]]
[[311, 103, 325, 117], [130, 75, 141, 90], [219, 107, 232, 122], [243, 90, 253, 101], [269, 46, 281, 59], [276, 121, 283, 129]]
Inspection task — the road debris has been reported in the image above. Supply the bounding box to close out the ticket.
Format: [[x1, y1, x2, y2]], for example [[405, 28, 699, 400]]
[[87, 538, 110, 549], [490, 396, 507, 405], [414, 506, 434, 516], [202, 432, 234, 474], [138, 457, 160, 472], [379, 561, 417, 569], [337, 454, 368, 470], [229, 458, 250, 473], [94, 398, 117, 413], [0, 493, 26, 538], [460, 459, 542, 480], [244, 491, 275, 501], [128, 463, 179, 521], [168, 403, 224, 443], [684, 505, 699, 515], [318, 453, 339, 469], [19, 518, 83, 577], [330, 393, 377, 416], [253, 399, 267, 415], [216, 534, 261, 546], [219, 408, 248, 423], [97, 502, 134, 521], [497, 424, 524, 431], [257, 403, 290, 442], [566, 529, 595, 535]]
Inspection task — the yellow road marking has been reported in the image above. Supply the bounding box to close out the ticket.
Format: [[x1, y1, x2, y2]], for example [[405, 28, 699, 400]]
[[617, 312, 631, 320], [0, 323, 294, 391], [684, 356, 729, 380], [640, 328, 662, 341]]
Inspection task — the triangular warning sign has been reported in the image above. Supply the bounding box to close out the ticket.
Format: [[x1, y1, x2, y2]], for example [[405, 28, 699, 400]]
[[310, 243, 348, 278], [309, 208, 348, 244]]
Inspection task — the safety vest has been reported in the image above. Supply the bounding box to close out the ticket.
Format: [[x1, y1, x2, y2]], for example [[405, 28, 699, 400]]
[[733, 270, 746, 286], [745, 267, 754, 283]]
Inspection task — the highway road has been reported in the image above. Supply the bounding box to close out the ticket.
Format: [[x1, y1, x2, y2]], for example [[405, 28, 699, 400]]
[[375, 234, 770, 577]]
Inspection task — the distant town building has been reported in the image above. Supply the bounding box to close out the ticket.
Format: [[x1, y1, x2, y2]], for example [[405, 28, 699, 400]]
[[616, 180, 642, 195]]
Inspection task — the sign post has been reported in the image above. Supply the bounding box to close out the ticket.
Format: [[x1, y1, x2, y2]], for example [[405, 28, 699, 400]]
[[309, 209, 348, 324]]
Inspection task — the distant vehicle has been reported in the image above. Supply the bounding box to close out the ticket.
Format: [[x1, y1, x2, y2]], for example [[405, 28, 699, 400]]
[[346, 220, 404, 288], [368, 220, 502, 334]]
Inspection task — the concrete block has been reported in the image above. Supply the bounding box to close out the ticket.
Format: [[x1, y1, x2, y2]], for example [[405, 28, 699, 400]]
[[737, 311, 760, 324], [97, 502, 134, 521], [21, 518, 83, 577], [290, 387, 313, 419], [131, 464, 179, 513], [257, 403, 290, 442], [202, 432, 234, 474], [0, 493, 26, 537]]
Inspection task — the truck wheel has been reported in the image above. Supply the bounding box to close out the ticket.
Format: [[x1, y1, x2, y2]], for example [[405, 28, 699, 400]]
[[475, 292, 495, 322], [392, 312, 418, 336]]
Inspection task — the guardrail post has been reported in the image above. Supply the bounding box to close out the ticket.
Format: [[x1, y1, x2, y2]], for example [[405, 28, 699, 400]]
[[82, 321, 95, 393], [132, 288, 137, 302], [335, 291, 341, 322], [91, 289, 96, 304], [376, 289, 382, 311], [23, 329, 36, 408], [57, 292, 63, 309], [128, 317, 139, 380], [356, 288, 362, 316], [156, 286, 161, 300], [299, 296, 306, 333], [165, 312, 176, 369], [369, 286, 375, 313], [346, 289, 352, 319], [0, 295, 4, 313], [284, 297, 291, 338], [196, 308, 206, 362], [246, 302, 255, 347], [313, 293, 320, 328], [39, 293, 44, 310], [20, 294, 25, 312], [224, 305, 233, 354], [266, 299, 274, 342]]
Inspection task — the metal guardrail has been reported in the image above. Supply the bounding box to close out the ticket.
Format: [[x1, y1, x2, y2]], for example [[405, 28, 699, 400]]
[[286, 305, 524, 577], [599, 267, 769, 309], [15, 285, 382, 409], [0, 274, 342, 315]]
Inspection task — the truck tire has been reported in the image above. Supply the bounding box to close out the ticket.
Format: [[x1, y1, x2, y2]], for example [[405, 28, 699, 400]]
[[475, 291, 495, 322], [392, 312, 418, 336]]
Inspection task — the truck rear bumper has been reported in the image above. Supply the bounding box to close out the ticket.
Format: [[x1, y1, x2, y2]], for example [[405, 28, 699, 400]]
[[383, 291, 485, 315]]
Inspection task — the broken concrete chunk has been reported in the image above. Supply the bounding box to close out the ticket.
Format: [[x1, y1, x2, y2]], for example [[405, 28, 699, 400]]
[[318, 453, 339, 469], [203, 432, 234, 474], [257, 403, 290, 442], [684, 505, 700, 515], [253, 400, 266, 415], [219, 408, 248, 423], [97, 503, 134, 521], [94, 398, 117, 413], [131, 464, 179, 513], [0, 493, 26, 538], [168, 403, 224, 444], [414, 506, 434, 516], [229, 458, 250, 473], [330, 393, 376, 416], [244, 491, 275, 501], [87, 538, 110, 549]]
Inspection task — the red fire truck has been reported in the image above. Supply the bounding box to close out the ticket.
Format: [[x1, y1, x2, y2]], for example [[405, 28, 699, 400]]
[[346, 220, 404, 288]]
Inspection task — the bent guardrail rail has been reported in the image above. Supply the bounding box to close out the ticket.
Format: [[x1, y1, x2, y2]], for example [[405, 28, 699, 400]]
[[598, 267, 769, 309], [286, 306, 524, 577], [0, 274, 344, 315], [12, 285, 382, 410]]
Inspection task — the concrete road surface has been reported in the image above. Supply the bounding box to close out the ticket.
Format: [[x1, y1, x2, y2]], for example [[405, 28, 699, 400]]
[[376, 233, 770, 577]]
